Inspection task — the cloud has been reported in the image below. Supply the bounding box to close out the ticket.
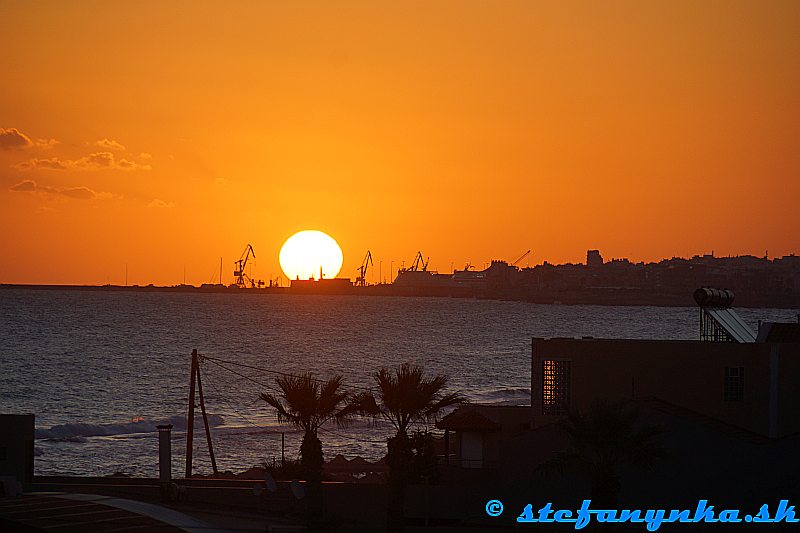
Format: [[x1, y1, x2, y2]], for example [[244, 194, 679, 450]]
[[213, 177, 228, 186], [95, 138, 126, 151], [15, 152, 152, 171], [139, 152, 152, 160], [0, 129, 59, 150], [10, 179, 37, 191], [82, 152, 115, 168], [9, 179, 104, 200], [0, 128, 33, 150], [148, 199, 175, 208], [58, 186, 97, 200], [16, 158, 70, 170], [35, 138, 60, 149]]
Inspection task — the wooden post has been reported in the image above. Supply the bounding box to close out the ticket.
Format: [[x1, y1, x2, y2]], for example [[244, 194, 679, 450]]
[[196, 361, 218, 476], [185, 349, 198, 478], [444, 429, 449, 465]]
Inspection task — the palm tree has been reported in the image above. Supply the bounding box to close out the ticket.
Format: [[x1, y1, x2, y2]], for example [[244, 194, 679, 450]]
[[359, 363, 464, 531], [260, 373, 357, 528], [540, 400, 667, 510]]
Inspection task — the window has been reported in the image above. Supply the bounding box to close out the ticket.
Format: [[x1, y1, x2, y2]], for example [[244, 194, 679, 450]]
[[542, 360, 571, 415], [724, 367, 745, 402]]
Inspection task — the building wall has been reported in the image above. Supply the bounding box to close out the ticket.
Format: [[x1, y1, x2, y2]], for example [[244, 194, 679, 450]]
[[531, 339, 800, 438], [776, 343, 800, 437], [0, 414, 35, 484]]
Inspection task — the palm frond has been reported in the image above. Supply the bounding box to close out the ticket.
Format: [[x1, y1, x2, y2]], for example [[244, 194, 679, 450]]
[[374, 363, 464, 435], [259, 391, 302, 427]]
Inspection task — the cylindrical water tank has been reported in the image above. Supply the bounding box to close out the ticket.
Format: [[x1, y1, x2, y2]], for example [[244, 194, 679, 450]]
[[693, 287, 735, 308]]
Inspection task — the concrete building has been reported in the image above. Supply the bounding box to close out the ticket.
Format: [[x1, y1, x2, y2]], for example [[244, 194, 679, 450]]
[[0, 414, 35, 490], [531, 336, 800, 438], [438, 294, 800, 480]]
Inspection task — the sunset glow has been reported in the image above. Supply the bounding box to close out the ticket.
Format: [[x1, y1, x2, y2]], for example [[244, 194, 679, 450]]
[[0, 2, 798, 285]]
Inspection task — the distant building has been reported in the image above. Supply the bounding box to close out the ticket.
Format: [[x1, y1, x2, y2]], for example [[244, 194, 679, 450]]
[[586, 249, 604, 268], [289, 278, 354, 294]]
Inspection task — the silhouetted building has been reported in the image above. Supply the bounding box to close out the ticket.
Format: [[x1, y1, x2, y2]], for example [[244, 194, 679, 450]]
[[531, 332, 800, 439], [586, 249, 604, 268], [437, 406, 529, 470], [0, 414, 34, 489], [289, 278, 354, 294]]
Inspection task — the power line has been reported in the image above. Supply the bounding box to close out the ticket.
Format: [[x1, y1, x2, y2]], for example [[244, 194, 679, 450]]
[[200, 372, 274, 429], [199, 354, 375, 394], [201, 356, 279, 392], [186, 354, 403, 461]]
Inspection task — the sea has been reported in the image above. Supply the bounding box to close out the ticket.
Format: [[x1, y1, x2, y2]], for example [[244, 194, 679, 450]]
[[1, 288, 796, 477]]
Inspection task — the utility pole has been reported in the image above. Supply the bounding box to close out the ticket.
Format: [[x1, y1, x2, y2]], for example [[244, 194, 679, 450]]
[[185, 350, 197, 477], [185, 349, 218, 478], [196, 357, 218, 475]]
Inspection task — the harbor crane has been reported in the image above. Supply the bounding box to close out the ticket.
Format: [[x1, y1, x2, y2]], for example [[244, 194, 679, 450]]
[[512, 249, 531, 267], [409, 251, 429, 272], [356, 250, 373, 286], [233, 244, 264, 288]]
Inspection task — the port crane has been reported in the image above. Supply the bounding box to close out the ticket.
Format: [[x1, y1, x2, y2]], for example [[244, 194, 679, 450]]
[[512, 249, 531, 267], [233, 244, 264, 288], [356, 250, 373, 286], [408, 251, 429, 272]]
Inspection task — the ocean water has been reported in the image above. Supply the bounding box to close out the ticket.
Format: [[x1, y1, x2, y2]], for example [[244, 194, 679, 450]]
[[1, 289, 796, 477]]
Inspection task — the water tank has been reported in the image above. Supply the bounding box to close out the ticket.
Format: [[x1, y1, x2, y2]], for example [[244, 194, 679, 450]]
[[693, 287, 735, 308]]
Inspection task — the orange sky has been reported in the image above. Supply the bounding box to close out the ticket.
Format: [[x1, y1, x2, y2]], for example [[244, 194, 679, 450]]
[[1, 1, 798, 285]]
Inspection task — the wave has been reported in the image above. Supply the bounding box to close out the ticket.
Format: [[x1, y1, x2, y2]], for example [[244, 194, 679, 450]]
[[469, 387, 531, 405], [35, 414, 225, 440]]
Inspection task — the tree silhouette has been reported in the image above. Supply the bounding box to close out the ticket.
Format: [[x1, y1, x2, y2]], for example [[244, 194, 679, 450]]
[[357, 363, 463, 531], [540, 400, 667, 511], [260, 373, 358, 528]]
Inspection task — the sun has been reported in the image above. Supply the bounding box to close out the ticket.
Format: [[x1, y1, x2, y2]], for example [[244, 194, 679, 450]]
[[279, 230, 344, 281]]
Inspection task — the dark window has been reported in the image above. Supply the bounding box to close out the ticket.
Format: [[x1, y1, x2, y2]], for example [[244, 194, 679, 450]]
[[0, 446, 6, 461], [542, 360, 571, 415], [724, 367, 745, 402]]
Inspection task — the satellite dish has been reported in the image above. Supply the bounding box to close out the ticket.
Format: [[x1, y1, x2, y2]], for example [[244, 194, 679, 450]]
[[290, 480, 305, 500], [264, 472, 277, 493]]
